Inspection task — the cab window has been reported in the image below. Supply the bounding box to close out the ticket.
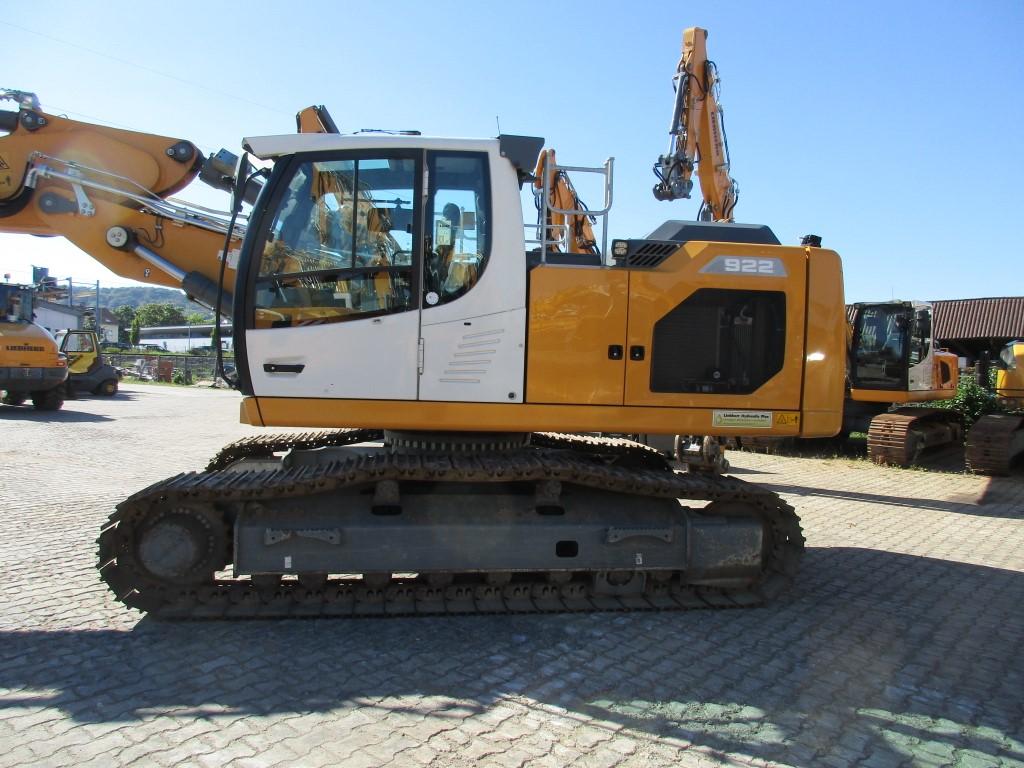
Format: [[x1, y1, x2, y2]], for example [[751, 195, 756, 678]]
[[254, 155, 417, 328], [908, 309, 930, 366], [423, 153, 490, 308], [62, 332, 95, 354]]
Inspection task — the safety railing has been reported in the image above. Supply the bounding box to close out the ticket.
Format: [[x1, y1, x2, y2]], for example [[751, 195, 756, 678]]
[[534, 153, 614, 263]]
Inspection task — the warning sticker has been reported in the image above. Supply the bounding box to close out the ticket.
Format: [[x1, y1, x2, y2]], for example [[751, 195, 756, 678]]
[[774, 412, 800, 427], [0, 154, 10, 170], [712, 410, 773, 429]]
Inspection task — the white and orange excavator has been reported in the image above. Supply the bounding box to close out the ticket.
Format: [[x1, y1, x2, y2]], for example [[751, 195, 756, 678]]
[[0, 40, 852, 618]]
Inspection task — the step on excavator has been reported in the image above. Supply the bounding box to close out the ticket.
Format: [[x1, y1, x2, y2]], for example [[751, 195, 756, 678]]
[[966, 340, 1024, 475], [0, 33, 850, 617]]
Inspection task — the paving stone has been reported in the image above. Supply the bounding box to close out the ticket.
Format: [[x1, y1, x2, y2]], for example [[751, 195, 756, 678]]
[[0, 384, 1022, 768]]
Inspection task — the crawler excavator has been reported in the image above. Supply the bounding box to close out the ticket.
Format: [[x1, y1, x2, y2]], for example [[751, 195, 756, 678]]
[[847, 301, 961, 466], [966, 340, 1024, 475], [0, 66, 848, 616]]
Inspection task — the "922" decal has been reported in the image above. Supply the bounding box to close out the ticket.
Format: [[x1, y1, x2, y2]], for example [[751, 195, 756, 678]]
[[699, 255, 788, 277]]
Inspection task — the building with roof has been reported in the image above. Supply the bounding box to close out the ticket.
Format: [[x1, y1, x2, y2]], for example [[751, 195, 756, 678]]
[[34, 299, 86, 337], [931, 297, 1024, 361]]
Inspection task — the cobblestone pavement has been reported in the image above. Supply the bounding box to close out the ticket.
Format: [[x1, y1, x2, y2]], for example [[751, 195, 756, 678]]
[[1, 384, 1022, 768]]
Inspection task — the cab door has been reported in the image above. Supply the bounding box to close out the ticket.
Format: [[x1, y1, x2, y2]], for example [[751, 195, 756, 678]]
[[417, 150, 527, 403], [244, 151, 423, 401], [60, 330, 98, 375]]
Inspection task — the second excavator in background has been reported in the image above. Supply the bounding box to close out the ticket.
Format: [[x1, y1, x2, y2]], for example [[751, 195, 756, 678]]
[[846, 300, 960, 466], [966, 340, 1024, 475]]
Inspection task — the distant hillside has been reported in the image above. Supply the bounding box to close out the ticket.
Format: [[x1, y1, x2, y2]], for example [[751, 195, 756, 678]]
[[99, 286, 212, 317]]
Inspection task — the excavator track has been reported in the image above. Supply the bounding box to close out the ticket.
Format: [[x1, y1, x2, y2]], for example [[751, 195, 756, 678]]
[[966, 413, 1024, 476], [98, 434, 803, 619], [867, 408, 961, 467], [206, 428, 385, 471]]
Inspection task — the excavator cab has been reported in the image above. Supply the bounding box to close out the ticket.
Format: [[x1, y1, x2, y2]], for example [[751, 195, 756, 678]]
[[1, 284, 33, 323], [849, 301, 956, 399]]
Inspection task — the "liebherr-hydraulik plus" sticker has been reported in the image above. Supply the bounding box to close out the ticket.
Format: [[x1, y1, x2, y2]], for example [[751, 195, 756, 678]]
[[712, 410, 773, 429]]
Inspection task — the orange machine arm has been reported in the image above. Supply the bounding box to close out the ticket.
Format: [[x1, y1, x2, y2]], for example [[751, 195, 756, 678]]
[[0, 89, 242, 313], [652, 27, 739, 222], [295, 105, 339, 134], [532, 149, 599, 256]]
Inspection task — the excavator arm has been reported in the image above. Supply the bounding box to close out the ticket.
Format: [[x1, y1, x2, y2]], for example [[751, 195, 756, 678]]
[[0, 89, 243, 313], [532, 148, 599, 255], [652, 27, 739, 222]]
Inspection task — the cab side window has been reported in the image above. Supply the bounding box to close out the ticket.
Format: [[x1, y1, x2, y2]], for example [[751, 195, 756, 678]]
[[908, 309, 930, 366], [254, 156, 417, 328], [423, 153, 490, 308], [64, 333, 94, 353]]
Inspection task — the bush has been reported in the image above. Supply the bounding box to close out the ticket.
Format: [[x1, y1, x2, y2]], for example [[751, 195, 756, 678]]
[[930, 369, 1000, 426]]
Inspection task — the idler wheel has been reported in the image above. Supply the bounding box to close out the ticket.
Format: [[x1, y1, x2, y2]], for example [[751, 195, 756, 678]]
[[134, 505, 227, 585]]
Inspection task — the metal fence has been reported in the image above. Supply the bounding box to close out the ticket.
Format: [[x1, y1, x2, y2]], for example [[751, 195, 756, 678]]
[[106, 354, 234, 384]]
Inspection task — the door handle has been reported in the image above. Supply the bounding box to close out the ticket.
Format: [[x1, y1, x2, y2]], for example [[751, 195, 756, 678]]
[[263, 363, 305, 374]]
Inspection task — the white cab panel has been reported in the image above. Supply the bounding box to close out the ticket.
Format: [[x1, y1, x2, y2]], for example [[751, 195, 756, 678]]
[[420, 308, 526, 402], [247, 311, 419, 399]]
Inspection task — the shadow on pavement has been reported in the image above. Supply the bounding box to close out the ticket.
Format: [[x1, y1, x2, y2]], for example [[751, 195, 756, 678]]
[[67, 392, 141, 402], [767, 478, 1023, 519], [0, 548, 1021, 766], [0, 408, 113, 423], [721, 466, 776, 476]]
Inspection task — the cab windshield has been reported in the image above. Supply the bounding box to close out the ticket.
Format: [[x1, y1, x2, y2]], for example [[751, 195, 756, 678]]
[[851, 305, 912, 390]]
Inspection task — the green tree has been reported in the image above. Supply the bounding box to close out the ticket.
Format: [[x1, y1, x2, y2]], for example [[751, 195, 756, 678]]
[[186, 311, 209, 325], [135, 302, 186, 327], [112, 305, 136, 343], [129, 316, 140, 347]]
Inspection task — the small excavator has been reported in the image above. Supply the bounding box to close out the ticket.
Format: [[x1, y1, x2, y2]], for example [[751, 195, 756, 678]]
[[0, 35, 851, 617]]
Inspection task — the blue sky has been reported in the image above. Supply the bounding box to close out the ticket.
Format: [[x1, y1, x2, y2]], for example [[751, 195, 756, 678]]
[[2, 0, 1021, 302]]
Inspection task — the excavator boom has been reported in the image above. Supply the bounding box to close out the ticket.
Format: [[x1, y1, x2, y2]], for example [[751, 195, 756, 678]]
[[0, 91, 240, 313]]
